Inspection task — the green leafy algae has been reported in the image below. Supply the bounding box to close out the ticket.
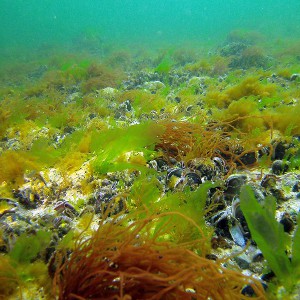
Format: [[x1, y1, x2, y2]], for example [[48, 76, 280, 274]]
[[155, 55, 174, 74], [130, 176, 216, 254], [10, 230, 51, 264], [91, 122, 164, 174], [240, 185, 300, 292]]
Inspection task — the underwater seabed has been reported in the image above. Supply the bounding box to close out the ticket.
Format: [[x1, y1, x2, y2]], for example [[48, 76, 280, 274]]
[[1, 31, 300, 299]]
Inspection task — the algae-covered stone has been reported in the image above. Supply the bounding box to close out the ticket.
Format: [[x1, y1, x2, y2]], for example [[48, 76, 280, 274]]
[[143, 81, 165, 93], [98, 87, 120, 100], [187, 76, 209, 88]]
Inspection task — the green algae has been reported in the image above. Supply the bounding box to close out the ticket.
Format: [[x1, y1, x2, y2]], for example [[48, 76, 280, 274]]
[[155, 53, 174, 74], [129, 173, 216, 254], [0, 231, 52, 299], [10, 231, 51, 264], [90, 122, 164, 174], [240, 186, 300, 293]]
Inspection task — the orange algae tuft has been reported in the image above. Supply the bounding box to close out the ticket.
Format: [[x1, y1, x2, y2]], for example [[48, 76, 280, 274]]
[[155, 120, 227, 162], [53, 211, 266, 300], [154, 119, 266, 169], [81, 63, 124, 93]]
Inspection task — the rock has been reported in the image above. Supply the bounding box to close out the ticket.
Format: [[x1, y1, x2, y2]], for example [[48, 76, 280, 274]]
[[65, 92, 80, 104], [220, 42, 248, 57], [114, 100, 134, 120]]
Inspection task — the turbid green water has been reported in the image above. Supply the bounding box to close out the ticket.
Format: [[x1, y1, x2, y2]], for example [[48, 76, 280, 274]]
[[1, 0, 300, 53]]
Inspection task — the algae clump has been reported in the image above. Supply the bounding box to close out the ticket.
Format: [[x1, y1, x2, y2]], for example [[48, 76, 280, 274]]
[[240, 185, 300, 295], [90, 122, 164, 174]]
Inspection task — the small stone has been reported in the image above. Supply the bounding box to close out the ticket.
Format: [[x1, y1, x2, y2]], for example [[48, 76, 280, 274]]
[[261, 271, 275, 282], [63, 126, 75, 134], [242, 285, 255, 296], [89, 113, 97, 119], [246, 245, 264, 263]]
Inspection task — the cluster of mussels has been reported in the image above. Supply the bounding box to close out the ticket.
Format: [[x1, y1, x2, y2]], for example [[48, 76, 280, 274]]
[[148, 135, 300, 293]]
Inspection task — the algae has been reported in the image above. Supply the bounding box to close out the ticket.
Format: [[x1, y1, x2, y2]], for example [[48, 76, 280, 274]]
[[240, 185, 300, 293]]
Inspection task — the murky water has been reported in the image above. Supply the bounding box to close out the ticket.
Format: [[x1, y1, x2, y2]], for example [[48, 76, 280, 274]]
[[1, 0, 300, 52]]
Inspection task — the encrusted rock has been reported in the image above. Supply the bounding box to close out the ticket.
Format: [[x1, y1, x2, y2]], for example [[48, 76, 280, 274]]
[[143, 81, 165, 93]]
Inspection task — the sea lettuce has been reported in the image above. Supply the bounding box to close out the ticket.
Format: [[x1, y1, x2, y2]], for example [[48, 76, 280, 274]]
[[240, 185, 299, 291], [90, 122, 164, 174], [129, 174, 216, 253], [10, 230, 51, 264]]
